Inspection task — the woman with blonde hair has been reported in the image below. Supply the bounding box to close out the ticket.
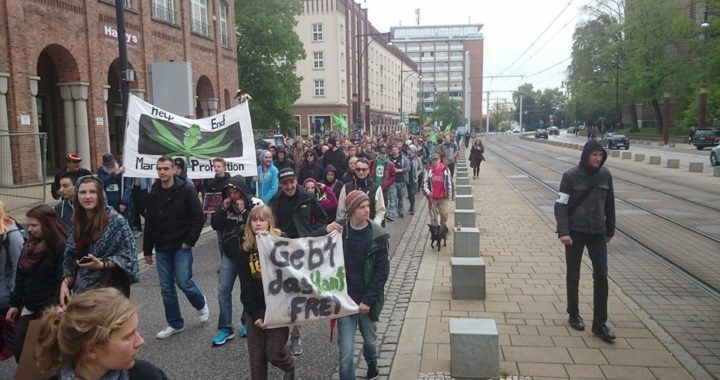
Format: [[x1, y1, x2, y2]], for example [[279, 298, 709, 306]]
[[237, 205, 295, 380], [0, 199, 24, 358], [35, 287, 167, 379], [60, 176, 139, 306]]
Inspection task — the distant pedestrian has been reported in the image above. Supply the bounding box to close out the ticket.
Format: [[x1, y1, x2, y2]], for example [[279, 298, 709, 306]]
[[554, 140, 616, 342], [468, 138, 485, 179], [688, 126, 696, 145], [97, 153, 132, 220], [438, 135, 459, 177]]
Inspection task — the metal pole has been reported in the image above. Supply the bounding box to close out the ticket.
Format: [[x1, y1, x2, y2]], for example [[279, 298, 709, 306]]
[[519, 95, 523, 132], [356, 33, 362, 133], [485, 91, 490, 134], [400, 71, 404, 129], [115, 0, 130, 119]]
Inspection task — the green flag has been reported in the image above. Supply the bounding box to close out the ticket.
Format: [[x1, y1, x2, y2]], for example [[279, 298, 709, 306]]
[[429, 131, 437, 143], [332, 113, 348, 132], [444, 120, 453, 132]]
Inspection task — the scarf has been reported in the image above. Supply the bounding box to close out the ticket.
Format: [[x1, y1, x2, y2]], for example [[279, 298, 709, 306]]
[[60, 367, 129, 380], [18, 239, 47, 272]]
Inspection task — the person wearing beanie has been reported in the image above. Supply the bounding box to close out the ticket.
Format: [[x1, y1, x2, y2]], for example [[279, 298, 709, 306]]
[[337, 190, 389, 380], [554, 139, 616, 342], [97, 153, 132, 219], [51, 153, 92, 200]]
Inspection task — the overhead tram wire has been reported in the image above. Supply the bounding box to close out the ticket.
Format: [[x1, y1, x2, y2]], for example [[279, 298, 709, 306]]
[[495, 0, 574, 78], [525, 56, 572, 78]]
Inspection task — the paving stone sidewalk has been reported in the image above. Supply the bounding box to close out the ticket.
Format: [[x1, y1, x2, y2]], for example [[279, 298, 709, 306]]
[[390, 161, 694, 380]]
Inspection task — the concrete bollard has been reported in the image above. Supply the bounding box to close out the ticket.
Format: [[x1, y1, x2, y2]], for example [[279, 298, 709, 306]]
[[634, 154, 645, 162], [669, 142, 676, 148], [667, 159, 680, 168], [455, 185, 471, 196], [449, 318, 499, 380], [451, 257, 485, 299], [611, 150, 620, 157], [621, 152, 632, 159], [454, 209, 476, 228], [649, 156, 661, 165], [715, 167, 720, 177], [455, 194, 473, 209], [645, 141, 652, 145], [453, 227, 480, 258], [456, 177, 470, 186], [689, 162, 704, 173]]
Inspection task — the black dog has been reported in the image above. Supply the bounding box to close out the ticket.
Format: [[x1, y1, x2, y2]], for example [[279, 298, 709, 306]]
[[428, 224, 448, 251]]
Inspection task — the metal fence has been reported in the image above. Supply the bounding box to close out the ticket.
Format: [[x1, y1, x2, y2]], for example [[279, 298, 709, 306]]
[[0, 132, 47, 212]]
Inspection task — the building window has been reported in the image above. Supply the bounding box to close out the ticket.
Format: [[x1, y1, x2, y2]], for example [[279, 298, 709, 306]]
[[313, 52, 324, 69], [104, 0, 135, 9], [219, 1, 230, 47], [314, 80, 325, 96], [152, 0, 177, 24], [191, 0, 210, 36], [312, 23, 323, 41]]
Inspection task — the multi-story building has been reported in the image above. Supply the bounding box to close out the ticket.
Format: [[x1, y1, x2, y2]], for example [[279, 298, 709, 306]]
[[0, 0, 238, 185], [294, 0, 418, 137], [389, 24, 484, 127]]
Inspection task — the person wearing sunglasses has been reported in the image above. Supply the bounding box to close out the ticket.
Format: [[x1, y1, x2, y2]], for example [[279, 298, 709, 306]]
[[336, 158, 386, 226]]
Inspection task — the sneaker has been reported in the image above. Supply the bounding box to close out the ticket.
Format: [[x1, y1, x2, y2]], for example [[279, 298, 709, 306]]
[[198, 297, 210, 322], [241, 324, 248, 338], [156, 326, 184, 339], [290, 336, 303, 355], [568, 314, 585, 331], [399, 213, 405, 218], [283, 367, 295, 380], [212, 330, 236, 346], [367, 364, 380, 380], [385, 216, 394, 222]]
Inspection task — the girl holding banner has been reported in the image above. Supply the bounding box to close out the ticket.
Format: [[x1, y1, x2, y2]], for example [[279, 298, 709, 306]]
[[237, 205, 296, 380], [337, 190, 389, 380]]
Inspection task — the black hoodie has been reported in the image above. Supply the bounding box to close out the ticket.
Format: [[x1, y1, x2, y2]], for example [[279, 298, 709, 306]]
[[554, 140, 615, 237], [210, 175, 254, 261]]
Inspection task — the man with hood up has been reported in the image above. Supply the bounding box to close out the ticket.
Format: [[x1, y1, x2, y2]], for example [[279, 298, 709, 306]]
[[554, 140, 616, 342], [273, 146, 295, 172], [210, 175, 256, 346]]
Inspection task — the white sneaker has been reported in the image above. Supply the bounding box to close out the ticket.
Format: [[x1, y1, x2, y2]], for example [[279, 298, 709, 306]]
[[156, 326, 184, 339], [198, 297, 210, 322]]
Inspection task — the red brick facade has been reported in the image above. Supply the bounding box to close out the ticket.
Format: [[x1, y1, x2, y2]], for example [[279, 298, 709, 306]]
[[0, 0, 238, 183]]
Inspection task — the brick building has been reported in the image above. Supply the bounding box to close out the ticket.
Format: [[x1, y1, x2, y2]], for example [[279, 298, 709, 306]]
[[0, 0, 238, 185]]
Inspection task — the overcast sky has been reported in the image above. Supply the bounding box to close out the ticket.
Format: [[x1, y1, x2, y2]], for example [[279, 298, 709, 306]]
[[363, 0, 589, 107]]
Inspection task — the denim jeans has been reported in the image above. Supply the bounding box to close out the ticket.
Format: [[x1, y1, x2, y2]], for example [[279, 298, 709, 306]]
[[156, 248, 206, 329], [393, 181, 405, 216], [216, 230, 225, 257], [337, 313, 378, 380], [565, 232, 608, 326], [217, 252, 238, 333], [386, 184, 398, 218]]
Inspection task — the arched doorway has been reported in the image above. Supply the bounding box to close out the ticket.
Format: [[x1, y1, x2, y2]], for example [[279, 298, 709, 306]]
[[106, 59, 136, 157], [36, 44, 81, 173], [195, 75, 217, 118]]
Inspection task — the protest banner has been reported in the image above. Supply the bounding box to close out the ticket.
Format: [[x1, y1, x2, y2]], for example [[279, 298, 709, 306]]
[[123, 94, 257, 178], [257, 231, 358, 328]]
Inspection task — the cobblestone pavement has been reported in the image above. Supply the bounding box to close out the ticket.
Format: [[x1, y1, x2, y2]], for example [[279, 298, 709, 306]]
[[388, 151, 706, 380]]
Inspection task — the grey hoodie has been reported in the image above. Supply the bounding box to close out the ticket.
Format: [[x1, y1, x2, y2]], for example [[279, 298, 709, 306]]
[[1, 224, 23, 307]]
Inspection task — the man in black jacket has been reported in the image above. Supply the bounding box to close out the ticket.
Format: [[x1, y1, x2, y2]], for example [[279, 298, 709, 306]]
[[269, 167, 334, 355], [321, 136, 348, 180], [143, 156, 209, 340], [554, 140, 616, 342]]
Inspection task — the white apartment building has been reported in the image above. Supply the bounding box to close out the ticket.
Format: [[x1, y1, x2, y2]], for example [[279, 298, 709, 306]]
[[390, 25, 484, 125], [294, 0, 418, 136]]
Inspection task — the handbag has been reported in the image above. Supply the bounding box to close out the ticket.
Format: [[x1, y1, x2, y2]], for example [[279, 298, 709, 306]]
[[103, 266, 131, 297]]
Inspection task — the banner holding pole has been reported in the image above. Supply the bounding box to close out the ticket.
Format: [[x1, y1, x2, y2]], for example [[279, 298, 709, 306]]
[[123, 95, 257, 178], [257, 232, 358, 328]]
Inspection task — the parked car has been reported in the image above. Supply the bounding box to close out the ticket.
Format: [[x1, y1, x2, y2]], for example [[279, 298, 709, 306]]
[[711, 145, 720, 166], [606, 133, 630, 150], [692, 128, 720, 150], [535, 128, 548, 139], [566, 126, 576, 134], [547, 126, 559, 135]]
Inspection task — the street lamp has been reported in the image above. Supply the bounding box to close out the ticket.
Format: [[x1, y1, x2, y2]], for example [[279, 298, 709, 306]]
[[355, 31, 391, 136], [399, 69, 421, 132]]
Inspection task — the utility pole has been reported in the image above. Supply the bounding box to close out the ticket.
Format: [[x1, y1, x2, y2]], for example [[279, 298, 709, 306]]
[[485, 91, 490, 134], [519, 96, 523, 132]]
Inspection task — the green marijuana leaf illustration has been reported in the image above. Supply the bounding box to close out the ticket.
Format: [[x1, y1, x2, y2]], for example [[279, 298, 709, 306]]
[[148, 120, 233, 162]]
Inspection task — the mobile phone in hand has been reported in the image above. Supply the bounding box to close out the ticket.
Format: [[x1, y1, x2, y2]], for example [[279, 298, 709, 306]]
[[78, 256, 93, 264]]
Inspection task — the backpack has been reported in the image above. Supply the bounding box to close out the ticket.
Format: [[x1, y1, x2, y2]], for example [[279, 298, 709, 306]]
[[2, 224, 26, 274]]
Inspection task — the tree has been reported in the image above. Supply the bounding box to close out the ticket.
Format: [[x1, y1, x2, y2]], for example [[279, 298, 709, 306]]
[[513, 84, 567, 130], [235, 0, 305, 134], [432, 94, 463, 129]]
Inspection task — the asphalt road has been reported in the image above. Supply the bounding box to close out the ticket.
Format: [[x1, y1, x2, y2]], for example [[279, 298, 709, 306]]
[[0, 212, 412, 380]]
